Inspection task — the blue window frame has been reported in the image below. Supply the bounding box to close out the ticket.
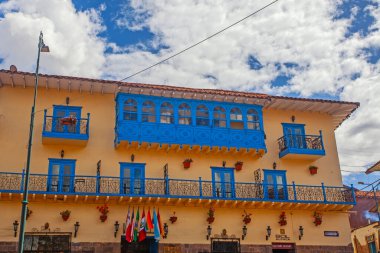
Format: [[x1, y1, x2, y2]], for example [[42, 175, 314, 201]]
[[247, 108, 260, 130], [263, 170, 287, 200], [178, 103, 192, 125], [52, 105, 82, 134], [160, 102, 174, 124], [230, 107, 244, 129], [196, 105, 209, 126], [120, 162, 145, 195], [211, 167, 235, 198], [47, 158, 76, 193], [282, 123, 306, 149], [124, 99, 138, 121]]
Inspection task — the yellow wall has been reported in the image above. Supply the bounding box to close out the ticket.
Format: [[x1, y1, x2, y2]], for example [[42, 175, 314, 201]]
[[351, 222, 380, 253], [0, 86, 351, 246]]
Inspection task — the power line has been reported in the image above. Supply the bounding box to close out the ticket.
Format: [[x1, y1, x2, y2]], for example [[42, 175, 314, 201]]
[[358, 179, 380, 191], [119, 0, 280, 82]]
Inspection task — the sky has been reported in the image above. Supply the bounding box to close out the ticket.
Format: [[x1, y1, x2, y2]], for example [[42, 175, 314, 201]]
[[0, 0, 379, 188]]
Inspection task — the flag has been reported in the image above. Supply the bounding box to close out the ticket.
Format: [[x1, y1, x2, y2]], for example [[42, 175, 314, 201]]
[[138, 208, 147, 242], [133, 207, 140, 242], [153, 208, 160, 241], [147, 207, 153, 231], [157, 208, 163, 234], [126, 207, 134, 242]]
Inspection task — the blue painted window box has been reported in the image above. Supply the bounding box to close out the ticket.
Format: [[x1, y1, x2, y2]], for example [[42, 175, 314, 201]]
[[278, 123, 325, 159], [42, 105, 90, 145], [115, 93, 267, 152]]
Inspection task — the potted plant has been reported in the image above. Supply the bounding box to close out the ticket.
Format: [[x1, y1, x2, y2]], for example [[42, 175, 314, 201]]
[[309, 165, 318, 175], [169, 212, 178, 224], [313, 212, 322, 226], [183, 158, 193, 169], [26, 208, 32, 220], [279, 212, 287, 226], [60, 115, 77, 125], [235, 161, 243, 171], [97, 204, 109, 222], [242, 210, 252, 224], [207, 206, 215, 224], [60, 210, 71, 221]]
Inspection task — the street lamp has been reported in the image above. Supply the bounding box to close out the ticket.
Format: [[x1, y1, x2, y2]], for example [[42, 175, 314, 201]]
[[358, 181, 380, 221], [18, 31, 49, 253]]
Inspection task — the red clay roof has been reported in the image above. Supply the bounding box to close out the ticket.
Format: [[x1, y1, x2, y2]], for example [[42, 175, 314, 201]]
[[355, 190, 380, 199]]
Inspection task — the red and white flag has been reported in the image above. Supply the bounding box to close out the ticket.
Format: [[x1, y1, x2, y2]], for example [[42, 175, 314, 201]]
[[126, 207, 134, 242], [147, 207, 153, 231], [138, 208, 147, 242]]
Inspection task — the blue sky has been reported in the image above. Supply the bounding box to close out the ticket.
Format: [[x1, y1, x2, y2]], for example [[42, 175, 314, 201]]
[[0, 0, 379, 187]]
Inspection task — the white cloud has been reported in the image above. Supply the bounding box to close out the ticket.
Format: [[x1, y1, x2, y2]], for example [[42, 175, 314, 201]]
[[0, 0, 106, 78]]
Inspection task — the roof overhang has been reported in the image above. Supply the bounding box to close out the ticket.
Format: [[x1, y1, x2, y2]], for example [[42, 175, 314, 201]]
[[0, 68, 359, 129], [366, 161, 380, 174]]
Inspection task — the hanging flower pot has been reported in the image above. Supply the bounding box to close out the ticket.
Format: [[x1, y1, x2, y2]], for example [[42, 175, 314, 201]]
[[207, 216, 215, 224], [242, 210, 252, 224], [169, 212, 177, 224], [313, 212, 322, 226], [309, 166, 318, 175], [207, 206, 215, 224], [60, 210, 71, 221], [279, 212, 287, 226], [60, 116, 77, 126], [100, 214, 108, 222], [235, 161, 243, 171], [183, 158, 193, 169]]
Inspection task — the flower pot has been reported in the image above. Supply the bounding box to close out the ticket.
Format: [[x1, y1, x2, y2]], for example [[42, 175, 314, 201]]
[[183, 161, 191, 169], [235, 164, 243, 171], [169, 216, 178, 224], [243, 217, 251, 224], [309, 167, 318, 175], [207, 217, 215, 224], [314, 219, 322, 226], [62, 215, 70, 221], [279, 220, 287, 226], [100, 214, 108, 222]]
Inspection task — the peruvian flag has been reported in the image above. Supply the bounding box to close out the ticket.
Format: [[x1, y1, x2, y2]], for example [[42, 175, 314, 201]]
[[157, 209, 163, 234], [138, 208, 147, 242], [133, 207, 140, 242], [146, 208, 153, 231], [126, 207, 134, 242]]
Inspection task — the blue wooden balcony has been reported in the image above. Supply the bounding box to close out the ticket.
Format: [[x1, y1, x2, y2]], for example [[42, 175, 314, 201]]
[[114, 93, 267, 155], [42, 110, 90, 145], [277, 132, 325, 160], [0, 172, 355, 209]]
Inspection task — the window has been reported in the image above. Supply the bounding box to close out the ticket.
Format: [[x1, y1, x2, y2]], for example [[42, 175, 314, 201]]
[[263, 170, 287, 200], [230, 107, 244, 129], [196, 105, 209, 126], [123, 99, 138, 121], [213, 106, 226, 128], [212, 167, 235, 198], [120, 163, 145, 195], [282, 123, 306, 149], [247, 109, 260, 130], [48, 159, 76, 193], [160, 102, 174, 124], [178, 103, 191, 125], [142, 101, 155, 123], [52, 105, 81, 134]]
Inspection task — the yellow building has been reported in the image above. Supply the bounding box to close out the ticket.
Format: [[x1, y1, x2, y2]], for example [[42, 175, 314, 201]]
[[352, 222, 380, 253], [0, 67, 359, 253]]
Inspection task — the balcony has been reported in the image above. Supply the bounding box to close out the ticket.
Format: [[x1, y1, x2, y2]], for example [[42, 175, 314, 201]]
[[0, 172, 355, 211], [277, 132, 325, 160], [42, 110, 90, 145], [115, 93, 267, 156]]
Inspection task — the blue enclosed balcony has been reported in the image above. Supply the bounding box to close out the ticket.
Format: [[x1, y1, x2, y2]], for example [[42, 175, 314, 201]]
[[114, 93, 267, 156], [277, 123, 325, 160], [42, 106, 90, 145], [0, 171, 355, 210]]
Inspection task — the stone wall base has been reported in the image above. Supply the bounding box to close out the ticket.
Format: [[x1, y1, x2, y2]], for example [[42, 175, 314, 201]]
[[0, 241, 353, 253]]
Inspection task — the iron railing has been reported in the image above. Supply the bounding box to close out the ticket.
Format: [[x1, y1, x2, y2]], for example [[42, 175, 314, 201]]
[[278, 133, 324, 152], [42, 111, 90, 138], [0, 172, 355, 205]]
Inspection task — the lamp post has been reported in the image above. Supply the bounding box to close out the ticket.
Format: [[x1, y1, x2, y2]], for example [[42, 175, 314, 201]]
[[358, 181, 380, 221], [18, 31, 49, 253]]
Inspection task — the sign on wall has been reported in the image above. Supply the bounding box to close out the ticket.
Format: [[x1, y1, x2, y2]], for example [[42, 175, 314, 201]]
[[324, 231, 339, 237]]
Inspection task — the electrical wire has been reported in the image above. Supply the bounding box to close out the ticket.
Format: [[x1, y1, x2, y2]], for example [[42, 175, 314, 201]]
[[118, 0, 280, 82]]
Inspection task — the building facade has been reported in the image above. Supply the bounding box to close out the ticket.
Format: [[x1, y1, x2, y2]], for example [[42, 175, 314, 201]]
[[0, 68, 358, 253]]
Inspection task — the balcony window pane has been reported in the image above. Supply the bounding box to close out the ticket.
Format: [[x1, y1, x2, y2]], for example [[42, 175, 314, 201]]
[[123, 99, 138, 121], [160, 102, 174, 124], [178, 103, 191, 125], [196, 105, 209, 126], [213, 106, 226, 128], [142, 101, 155, 123], [247, 109, 260, 130], [230, 107, 243, 129]]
